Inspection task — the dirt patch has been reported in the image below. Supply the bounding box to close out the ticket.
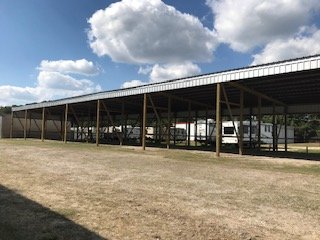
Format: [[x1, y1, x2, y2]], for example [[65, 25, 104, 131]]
[[0, 139, 319, 239]]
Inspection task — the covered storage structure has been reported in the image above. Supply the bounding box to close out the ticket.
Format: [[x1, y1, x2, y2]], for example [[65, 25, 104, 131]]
[[11, 55, 320, 156]]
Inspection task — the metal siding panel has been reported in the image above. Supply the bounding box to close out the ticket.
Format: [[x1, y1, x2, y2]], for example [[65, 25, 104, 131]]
[[12, 55, 320, 112], [244, 71, 249, 79], [268, 67, 272, 75], [248, 70, 253, 78], [311, 60, 317, 69], [258, 68, 263, 76], [305, 61, 311, 70], [285, 64, 291, 73], [239, 72, 244, 79], [292, 63, 298, 72]]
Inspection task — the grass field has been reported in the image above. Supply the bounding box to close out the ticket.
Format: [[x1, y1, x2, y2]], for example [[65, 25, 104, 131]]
[[0, 139, 319, 240]]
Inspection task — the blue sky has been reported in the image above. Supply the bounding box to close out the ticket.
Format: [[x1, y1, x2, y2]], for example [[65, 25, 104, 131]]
[[0, 0, 320, 106]]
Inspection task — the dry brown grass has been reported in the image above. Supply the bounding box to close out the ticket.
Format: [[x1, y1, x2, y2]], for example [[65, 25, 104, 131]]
[[0, 139, 319, 240]]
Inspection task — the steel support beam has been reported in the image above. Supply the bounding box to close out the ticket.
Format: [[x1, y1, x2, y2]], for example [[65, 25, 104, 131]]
[[229, 82, 286, 107], [159, 92, 211, 110]]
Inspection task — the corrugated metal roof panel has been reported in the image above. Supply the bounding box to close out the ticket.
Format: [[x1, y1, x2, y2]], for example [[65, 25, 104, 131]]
[[12, 54, 320, 111]]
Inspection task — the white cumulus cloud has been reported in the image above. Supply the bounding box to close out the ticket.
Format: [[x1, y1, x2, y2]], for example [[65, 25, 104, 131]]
[[207, 0, 320, 52], [39, 59, 99, 76], [0, 86, 38, 106], [88, 0, 218, 64], [150, 62, 201, 83], [121, 61, 201, 89], [252, 29, 320, 65], [0, 59, 101, 106], [121, 80, 146, 89]]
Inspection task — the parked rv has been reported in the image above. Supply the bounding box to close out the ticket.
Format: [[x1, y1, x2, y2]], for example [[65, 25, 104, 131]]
[[222, 121, 257, 147], [195, 119, 216, 144]]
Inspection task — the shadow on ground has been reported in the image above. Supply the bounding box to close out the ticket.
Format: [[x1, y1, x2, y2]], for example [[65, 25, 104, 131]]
[[0, 185, 105, 240], [146, 142, 320, 161], [245, 149, 320, 161]]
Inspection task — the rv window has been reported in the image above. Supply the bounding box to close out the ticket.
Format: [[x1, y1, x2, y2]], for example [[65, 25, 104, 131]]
[[243, 126, 249, 134], [224, 127, 234, 134], [265, 125, 267, 132]]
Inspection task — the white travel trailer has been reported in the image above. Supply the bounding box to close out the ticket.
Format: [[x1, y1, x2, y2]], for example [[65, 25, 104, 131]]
[[195, 119, 216, 143], [175, 119, 215, 143], [260, 122, 294, 144], [146, 126, 187, 142], [222, 121, 257, 146], [125, 126, 141, 141], [175, 122, 195, 141], [222, 121, 295, 146], [170, 127, 187, 141]]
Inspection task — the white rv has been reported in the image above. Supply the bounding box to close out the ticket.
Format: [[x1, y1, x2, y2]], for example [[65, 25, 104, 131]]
[[195, 119, 216, 143], [260, 122, 294, 144], [125, 126, 141, 141], [175, 122, 195, 140], [222, 121, 295, 146], [170, 127, 187, 141], [222, 121, 257, 146]]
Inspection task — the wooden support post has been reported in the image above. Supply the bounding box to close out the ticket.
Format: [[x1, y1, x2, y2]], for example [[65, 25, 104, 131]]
[[64, 104, 68, 143], [120, 101, 125, 146], [239, 90, 244, 155], [195, 111, 198, 147], [216, 84, 221, 157], [272, 104, 276, 152], [41, 107, 45, 142], [187, 101, 191, 147], [249, 105, 252, 148], [173, 112, 177, 146], [258, 97, 262, 150], [60, 114, 64, 141], [24, 110, 28, 140], [167, 96, 171, 149], [142, 94, 147, 150], [222, 84, 240, 143], [28, 111, 32, 137], [205, 108, 208, 147], [284, 107, 288, 152], [10, 111, 14, 139], [96, 100, 100, 146], [124, 113, 128, 143], [101, 101, 122, 144]]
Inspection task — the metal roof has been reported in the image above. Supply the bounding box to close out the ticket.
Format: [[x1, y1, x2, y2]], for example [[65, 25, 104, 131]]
[[12, 54, 320, 112]]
